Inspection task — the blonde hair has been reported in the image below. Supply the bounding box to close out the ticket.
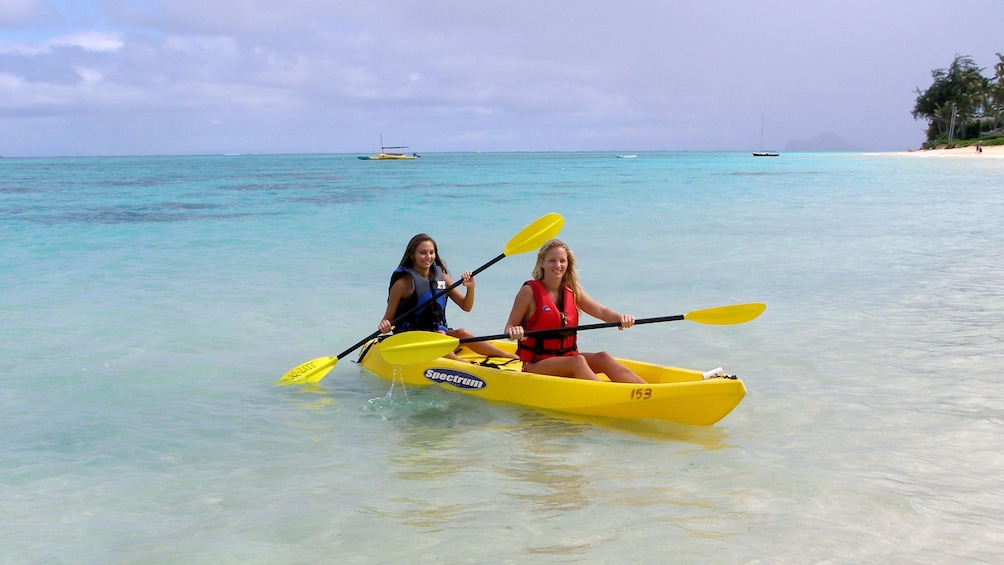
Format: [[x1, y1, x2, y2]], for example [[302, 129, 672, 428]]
[[531, 239, 582, 305]]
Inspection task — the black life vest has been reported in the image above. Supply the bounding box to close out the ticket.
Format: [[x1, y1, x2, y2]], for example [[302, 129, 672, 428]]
[[389, 265, 449, 332]]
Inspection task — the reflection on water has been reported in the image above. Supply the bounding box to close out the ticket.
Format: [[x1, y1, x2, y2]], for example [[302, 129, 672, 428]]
[[357, 498, 473, 532], [347, 380, 749, 552], [499, 415, 592, 514], [289, 383, 336, 411], [535, 411, 736, 448]]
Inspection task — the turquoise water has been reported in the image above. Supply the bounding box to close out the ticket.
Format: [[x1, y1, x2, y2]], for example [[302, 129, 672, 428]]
[[2, 152, 1002, 563]]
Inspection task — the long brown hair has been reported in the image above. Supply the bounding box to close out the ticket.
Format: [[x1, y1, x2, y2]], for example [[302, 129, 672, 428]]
[[398, 233, 449, 273], [531, 239, 581, 304]]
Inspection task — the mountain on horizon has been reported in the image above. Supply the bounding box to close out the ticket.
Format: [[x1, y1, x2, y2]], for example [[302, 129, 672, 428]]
[[784, 132, 862, 152]]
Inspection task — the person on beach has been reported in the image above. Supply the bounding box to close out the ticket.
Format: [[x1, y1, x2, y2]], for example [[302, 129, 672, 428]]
[[504, 239, 647, 383], [379, 233, 517, 360]]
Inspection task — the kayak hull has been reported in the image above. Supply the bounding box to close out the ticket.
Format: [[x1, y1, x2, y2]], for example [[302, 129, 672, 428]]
[[358, 339, 745, 426]]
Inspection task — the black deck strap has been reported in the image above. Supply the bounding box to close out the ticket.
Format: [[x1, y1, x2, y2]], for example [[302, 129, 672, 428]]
[[355, 335, 388, 364], [478, 357, 521, 369]]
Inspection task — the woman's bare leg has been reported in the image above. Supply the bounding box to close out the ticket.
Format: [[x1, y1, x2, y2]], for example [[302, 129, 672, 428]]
[[524, 355, 602, 381], [581, 351, 646, 383]]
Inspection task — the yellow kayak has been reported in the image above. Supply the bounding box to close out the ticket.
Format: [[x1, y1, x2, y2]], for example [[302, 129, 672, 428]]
[[357, 338, 746, 426]]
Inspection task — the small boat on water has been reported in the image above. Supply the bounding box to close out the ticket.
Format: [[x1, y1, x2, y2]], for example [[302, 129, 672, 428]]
[[358, 338, 746, 426], [358, 134, 418, 160], [616, 154, 638, 159], [753, 115, 780, 157], [359, 152, 417, 160]]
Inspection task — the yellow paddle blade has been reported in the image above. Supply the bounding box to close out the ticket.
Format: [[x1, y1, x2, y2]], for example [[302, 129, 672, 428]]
[[503, 212, 564, 256], [379, 331, 460, 366], [275, 356, 337, 385], [685, 303, 766, 325]]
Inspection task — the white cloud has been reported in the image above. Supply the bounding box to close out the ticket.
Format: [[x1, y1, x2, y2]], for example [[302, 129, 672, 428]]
[[0, 71, 24, 88], [74, 67, 103, 84], [0, 31, 123, 55], [53, 32, 124, 52]]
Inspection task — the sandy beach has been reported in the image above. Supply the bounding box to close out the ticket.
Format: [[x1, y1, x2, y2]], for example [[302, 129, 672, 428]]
[[893, 144, 1004, 158]]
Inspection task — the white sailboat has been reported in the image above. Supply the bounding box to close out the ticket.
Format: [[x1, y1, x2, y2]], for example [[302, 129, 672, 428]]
[[753, 115, 779, 157]]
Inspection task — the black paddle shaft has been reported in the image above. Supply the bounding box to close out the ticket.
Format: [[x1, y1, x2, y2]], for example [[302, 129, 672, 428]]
[[457, 314, 686, 344]]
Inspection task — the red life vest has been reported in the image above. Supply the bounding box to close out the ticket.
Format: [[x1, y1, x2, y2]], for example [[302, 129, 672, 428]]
[[517, 279, 579, 363]]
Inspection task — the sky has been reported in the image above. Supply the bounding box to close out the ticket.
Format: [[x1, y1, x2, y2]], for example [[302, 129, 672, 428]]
[[1, 0, 1003, 156]]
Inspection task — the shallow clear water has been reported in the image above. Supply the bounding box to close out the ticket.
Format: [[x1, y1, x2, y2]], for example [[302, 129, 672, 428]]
[[2, 152, 1002, 563]]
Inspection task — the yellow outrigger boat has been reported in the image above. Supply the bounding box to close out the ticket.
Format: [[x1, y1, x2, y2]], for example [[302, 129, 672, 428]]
[[358, 152, 416, 161], [358, 334, 748, 426], [358, 134, 417, 160]]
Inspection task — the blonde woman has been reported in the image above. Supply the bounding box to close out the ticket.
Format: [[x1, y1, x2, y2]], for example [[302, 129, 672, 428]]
[[504, 239, 645, 383]]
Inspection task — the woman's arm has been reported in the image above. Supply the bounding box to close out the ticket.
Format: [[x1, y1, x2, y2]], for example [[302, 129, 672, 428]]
[[578, 290, 635, 328], [445, 271, 475, 312], [378, 277, 412, 333], [505, 284, 535, 339]]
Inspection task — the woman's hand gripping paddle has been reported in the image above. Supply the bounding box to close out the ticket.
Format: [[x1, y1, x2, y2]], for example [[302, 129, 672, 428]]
[[276, 213, 565, 384]]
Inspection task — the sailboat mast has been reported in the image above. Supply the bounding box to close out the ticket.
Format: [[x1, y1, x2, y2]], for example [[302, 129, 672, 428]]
[[760, 115, 765, 152]]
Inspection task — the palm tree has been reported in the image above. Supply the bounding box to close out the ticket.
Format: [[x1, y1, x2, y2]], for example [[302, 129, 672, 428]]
[[913, 54, 989, 142], [989, 53, 1004, 131]]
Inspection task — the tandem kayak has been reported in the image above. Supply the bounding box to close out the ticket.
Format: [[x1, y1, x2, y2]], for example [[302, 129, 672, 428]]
[[357, 338, 746, 426]]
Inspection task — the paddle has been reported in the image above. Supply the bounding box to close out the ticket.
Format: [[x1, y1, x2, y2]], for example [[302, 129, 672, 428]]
[[276, 212, 565, 385], [378, 303, 766, 365]]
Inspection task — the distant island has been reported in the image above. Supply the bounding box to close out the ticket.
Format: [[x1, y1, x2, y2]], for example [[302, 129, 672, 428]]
[[784, 132, 862, 152], [913, 53, 1004, 150]]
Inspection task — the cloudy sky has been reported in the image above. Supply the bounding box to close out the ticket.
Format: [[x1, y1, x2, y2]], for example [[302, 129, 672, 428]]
[[2, 0, 1003, 156]]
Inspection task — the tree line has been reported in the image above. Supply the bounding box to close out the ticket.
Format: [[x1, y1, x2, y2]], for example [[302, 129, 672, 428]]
[[913, 53, 1004, 148]]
